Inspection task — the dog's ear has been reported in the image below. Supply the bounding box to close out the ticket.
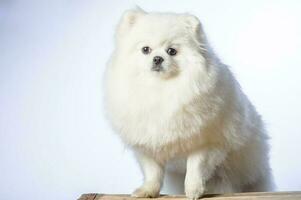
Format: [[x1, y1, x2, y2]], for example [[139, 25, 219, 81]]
[[116, 9, 145, 42], [181, 14, 204, 42]]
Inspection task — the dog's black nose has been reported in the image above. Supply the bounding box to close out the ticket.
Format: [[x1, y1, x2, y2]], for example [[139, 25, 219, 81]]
[[153, 56, 164, 65]]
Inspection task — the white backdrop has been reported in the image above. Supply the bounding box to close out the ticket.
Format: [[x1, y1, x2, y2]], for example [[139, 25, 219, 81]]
[[1, 1, 301, 200]]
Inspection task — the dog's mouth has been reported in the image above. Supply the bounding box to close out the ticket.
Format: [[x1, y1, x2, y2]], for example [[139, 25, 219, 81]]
[[151, 65, 164, 72], [150, 65, 180, 79]]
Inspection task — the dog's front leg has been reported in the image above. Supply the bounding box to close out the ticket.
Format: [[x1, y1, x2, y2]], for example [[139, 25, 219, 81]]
[[185, 148, 227, 199], [132, 152, 164, 198]]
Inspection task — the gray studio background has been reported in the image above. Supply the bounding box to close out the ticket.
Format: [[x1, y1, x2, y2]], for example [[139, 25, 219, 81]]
[[1, 0, 301, 200]]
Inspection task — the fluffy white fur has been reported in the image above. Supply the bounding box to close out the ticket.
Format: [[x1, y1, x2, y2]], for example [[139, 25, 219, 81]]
[[104, 9, 273, 199]]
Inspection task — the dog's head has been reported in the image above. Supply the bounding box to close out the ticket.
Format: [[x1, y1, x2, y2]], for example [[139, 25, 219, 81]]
[[114, 9, 208, 80]]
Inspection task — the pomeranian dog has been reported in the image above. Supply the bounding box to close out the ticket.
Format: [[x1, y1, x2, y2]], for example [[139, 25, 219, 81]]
[[104, 9, 273, 199]]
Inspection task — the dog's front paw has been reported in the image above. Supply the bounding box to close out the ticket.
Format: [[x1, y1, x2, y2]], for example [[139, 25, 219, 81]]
[[185, 182, 205, 200], [132, 182, 160, 198]]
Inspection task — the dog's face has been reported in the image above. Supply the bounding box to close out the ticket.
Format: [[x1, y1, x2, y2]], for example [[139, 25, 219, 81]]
[[115, 10, 206, 80]]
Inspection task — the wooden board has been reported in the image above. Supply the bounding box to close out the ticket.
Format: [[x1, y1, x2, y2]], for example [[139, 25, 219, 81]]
[[78, 192, 301, 200]]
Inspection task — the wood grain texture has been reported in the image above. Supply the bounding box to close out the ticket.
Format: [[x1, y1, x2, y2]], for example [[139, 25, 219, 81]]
[[78, 192, 301, 200]]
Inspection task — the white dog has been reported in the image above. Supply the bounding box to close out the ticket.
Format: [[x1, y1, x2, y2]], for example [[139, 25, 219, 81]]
[[104, 9, 273, 199]]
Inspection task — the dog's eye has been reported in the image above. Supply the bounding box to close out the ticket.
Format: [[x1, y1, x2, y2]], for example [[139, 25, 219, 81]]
[[142, 46, 151, 54], [167, 48, 177, 56]]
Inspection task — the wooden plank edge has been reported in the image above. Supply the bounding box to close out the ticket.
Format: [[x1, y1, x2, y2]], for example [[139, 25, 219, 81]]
[[78, 193, 98, 200], [78, 192, 301, 200]]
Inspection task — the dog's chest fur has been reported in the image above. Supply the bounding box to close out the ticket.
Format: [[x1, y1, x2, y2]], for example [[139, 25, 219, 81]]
[[106, 71, 217, 160]]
